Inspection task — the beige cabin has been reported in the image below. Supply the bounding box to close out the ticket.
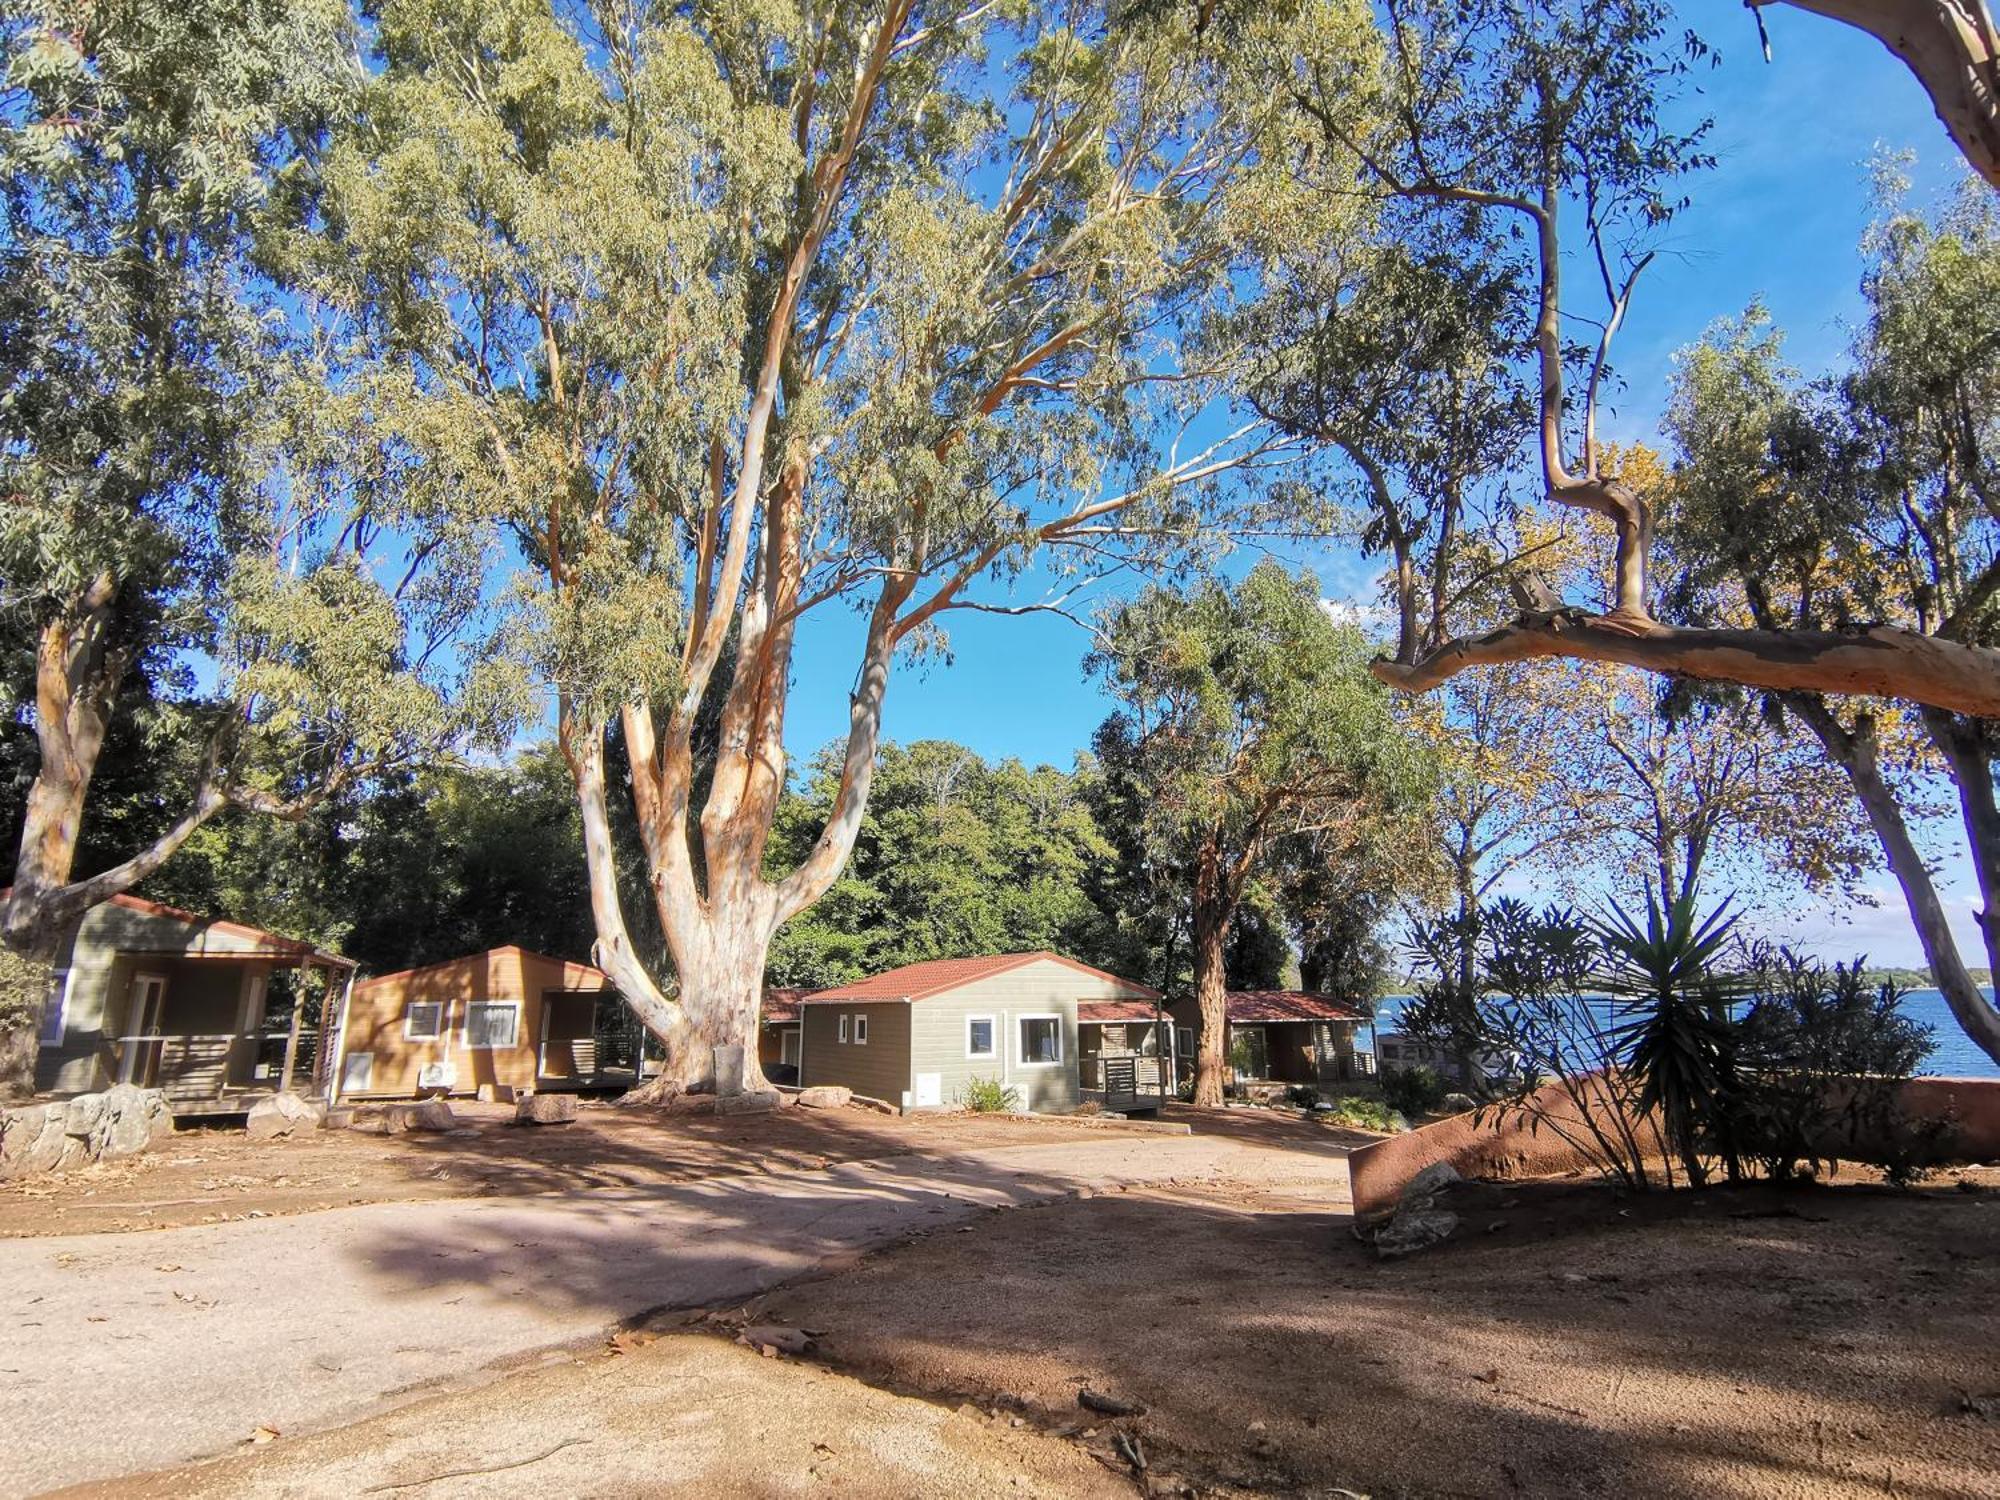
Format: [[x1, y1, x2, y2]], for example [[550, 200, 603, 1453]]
[[799, 952, 1167, 1114], [31, 894, 354, 1113]]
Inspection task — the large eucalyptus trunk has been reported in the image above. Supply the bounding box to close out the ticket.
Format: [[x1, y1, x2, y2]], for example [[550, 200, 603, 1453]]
[[1190, 845, 1232, 1108], [1793, 696, 2000, 1067]]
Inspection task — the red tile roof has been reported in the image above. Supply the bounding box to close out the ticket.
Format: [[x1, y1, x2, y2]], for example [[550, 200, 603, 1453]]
[[803, 952, 1160, 1004], [1225, 990, 1371, 1023], [762, 987, 811, 1025], [1078, 998, 1166, 1023]]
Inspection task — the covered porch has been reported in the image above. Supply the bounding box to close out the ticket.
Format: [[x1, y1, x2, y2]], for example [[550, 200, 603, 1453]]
[[111, 947, 355, 1116], [1077, 1000, 1176, 1115]]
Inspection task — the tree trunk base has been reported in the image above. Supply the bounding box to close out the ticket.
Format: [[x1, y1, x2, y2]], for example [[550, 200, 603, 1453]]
[[615, 1074, 708, 1108]]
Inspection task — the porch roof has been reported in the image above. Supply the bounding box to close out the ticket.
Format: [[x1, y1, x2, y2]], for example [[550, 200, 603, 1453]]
[[1077, 999, 1164, 1023], [106, 894, 355, 969], [762, 987, 811, 1026], [1225, 990, 1370, 1023]]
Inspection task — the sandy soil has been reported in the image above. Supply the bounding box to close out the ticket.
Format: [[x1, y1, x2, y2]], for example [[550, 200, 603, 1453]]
[[754, 1149, 2000, 1499], [0, 1100, 1157, 1237], [62, 1330, 1133, 1500], [31, 1104, 2000, 1498]]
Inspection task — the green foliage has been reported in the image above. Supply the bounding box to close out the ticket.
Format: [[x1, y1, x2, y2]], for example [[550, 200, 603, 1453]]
[[1601, 889, 1742, 1186], [0, 947, 49, 1031], [959, 1076, 1020, 1114], [1316, 1095, 1407, 1133], [766, 741, 1124, 989], [1727, 949, 1936, 1185], [1380, 1065, 1448, 1119]]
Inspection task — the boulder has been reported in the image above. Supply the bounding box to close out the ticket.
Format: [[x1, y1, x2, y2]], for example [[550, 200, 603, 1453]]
[[245, 1091, 324, 1142], [402, 1098, 457, 1132], [714, 1090, 781, 1116], [1373, 1161, 1463, 1259], [794, 1085, 853, 1111], [63, 1092, 107, 1139], [515, 1092, 578, 1125], [102, 1085, 174, 1157]]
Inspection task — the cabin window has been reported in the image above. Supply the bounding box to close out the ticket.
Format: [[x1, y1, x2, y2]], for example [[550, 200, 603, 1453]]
[[404, 1001, 444, 1041], [464, 1001, 519, 1049], [37, 970, 69, 1045], [1175, 1025, 1194, 1059], [853, 1015, 869, 1045], [965, 1014, 997, 1060], [1018, 1014, 1062, 1067], [838, 1014, 849, 1043]]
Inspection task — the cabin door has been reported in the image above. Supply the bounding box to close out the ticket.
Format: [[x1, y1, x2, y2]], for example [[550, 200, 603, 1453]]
[[120, 974, 169, 1084]]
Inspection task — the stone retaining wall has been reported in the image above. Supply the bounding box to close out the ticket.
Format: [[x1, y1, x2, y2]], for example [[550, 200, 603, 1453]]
[[0, 1085, 174, 1179]]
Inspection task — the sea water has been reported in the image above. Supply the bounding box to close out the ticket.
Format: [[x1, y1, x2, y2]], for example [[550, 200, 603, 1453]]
[[1374, 989, 2000, 1080]]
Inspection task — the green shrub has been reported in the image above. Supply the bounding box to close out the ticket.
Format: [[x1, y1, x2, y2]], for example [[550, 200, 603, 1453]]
[[1381, 1065, 1448, 1118], [1319, 1096, 1408, 1132], [960, 1076, 1021, 1113], [0, 948, 49, 1032]]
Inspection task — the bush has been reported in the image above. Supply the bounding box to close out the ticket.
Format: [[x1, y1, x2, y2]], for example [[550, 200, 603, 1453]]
[[1318, 1096, 1408, 1132], [1381, 1065, 1448, 1118], [1727, 948, 1937, 1184], [960, 1076, 1021, 1113]]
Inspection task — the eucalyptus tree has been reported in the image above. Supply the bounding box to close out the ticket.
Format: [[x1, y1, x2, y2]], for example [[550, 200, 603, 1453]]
[[1663, 176, 2000, 1064], [1090, 562, 1434, 1105], [0, 0, 498, 1020], [310, 0, 1355, 1093], [1276, 0, 2000, 720]]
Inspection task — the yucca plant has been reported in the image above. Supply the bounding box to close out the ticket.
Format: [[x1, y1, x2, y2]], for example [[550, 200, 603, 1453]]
[[1598, 888, 1746, 1187]]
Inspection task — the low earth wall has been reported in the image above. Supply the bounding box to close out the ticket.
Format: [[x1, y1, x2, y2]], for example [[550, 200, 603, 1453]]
[[0, 1084, 174, 1179], [1349, 1074, 2000, 1219]]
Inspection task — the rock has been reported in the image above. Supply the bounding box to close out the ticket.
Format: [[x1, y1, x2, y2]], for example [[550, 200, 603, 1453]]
[[63, 1092, 107, 1139], [1402, 1160, 1464, 1198], [516, 1092, 578, 1125], [245, 1092, 324, 1142], [402, 1099, 457, 1131], [1373, 1160, 1466, 1259], [1440, 1092, 1478, 1114], [321, 1108, 354, 1131], [715, 1090, 781, 1116], [795, 1085, 852, 1110]]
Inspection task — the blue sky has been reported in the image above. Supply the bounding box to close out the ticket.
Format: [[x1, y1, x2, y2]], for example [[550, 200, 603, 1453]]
[[774, 6, 1985, 967]]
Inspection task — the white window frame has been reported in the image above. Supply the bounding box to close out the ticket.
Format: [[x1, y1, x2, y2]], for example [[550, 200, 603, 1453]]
[[1016, 1012, 1063, 1069], [838, 1013, 850, 1044], [463, 1000, 519, 1050], [1175, 1025, 1194, 1058], [853, 1014, 869, 1045], [403, 1000, 445, 1041], [965, 1013, 998, 1061], [38, 968, 71, 1045], [780, 1028, 801, 1067]]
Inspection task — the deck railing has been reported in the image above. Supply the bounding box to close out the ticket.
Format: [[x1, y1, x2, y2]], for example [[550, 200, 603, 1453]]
[[1080, 1054, 1168, 1092]]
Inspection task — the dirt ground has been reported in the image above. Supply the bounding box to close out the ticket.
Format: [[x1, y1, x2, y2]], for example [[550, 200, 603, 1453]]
[[0, 1099, 1160, 1237], [753, 1156, 2000, 1499], [64, 1331, 1134, 1500], [28, 1104, 2000, 1498]]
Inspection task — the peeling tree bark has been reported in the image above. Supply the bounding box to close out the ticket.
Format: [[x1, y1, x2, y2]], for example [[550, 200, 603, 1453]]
[[1763, 0, 2000, 189]]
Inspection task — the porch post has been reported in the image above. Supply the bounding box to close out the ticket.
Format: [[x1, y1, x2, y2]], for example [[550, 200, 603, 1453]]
[[278, 965, 307, 1094]]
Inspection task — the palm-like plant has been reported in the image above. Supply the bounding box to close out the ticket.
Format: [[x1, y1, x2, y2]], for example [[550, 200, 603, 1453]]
[[1598, 889, 1745, 1187]]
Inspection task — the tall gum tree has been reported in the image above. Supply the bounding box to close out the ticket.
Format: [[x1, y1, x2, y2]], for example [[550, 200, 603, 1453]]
[[1090, 562, 1434, 1106], [1663, 176, 2000, 1064], [1280, 0, 2000, 717], [315, 0, 1361, 1093], [0, 0, 498, 1093]]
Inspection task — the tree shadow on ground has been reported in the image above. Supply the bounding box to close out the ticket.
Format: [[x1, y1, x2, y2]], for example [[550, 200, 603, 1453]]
[[747, 1172, 2000, 1500]]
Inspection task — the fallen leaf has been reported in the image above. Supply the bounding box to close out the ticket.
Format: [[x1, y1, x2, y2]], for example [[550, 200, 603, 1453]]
[[250, 1426, 280, 1444]]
